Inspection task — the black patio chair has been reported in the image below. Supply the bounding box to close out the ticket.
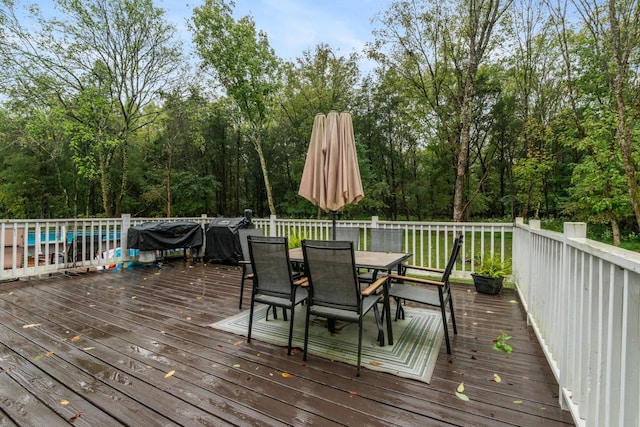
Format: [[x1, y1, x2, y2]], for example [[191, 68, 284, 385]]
[[238, 228, 263, 310], [301, 239, 389, 376], [334, 227, 360, 249], [359, 228, 404, 283], [247, 236, 308, 355], [387, 234, 463, 354]]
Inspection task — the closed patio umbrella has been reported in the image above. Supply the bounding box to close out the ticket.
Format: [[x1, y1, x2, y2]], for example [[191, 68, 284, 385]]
[[299, 111, 364, 239]]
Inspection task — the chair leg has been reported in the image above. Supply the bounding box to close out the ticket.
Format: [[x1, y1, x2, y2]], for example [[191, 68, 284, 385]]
[[266, 305, 278, 321], [287, 304, 295, 355], [394, 297, 405, 320], [372, 304, 385, 346], [239, 277, 246, 310], [449, 297, 458, 334], [356, 318, 363, 377], [247, 299, 255, 343], [303, 306, 311, 361], [440, 304, 451, 354]]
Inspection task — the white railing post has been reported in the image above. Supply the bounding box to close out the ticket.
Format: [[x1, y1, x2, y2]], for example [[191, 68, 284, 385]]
[[122, 214, 131, 262], [561, 222, 587, 412], [269, 214, 277, 237]]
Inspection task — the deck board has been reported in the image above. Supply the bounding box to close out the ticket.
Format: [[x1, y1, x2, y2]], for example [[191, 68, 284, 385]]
[[0, 262, 574, 426]]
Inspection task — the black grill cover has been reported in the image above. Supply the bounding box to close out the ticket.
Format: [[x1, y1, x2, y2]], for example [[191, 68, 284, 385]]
[[127, 221, 203, 251], [204, 217, 250, 264]]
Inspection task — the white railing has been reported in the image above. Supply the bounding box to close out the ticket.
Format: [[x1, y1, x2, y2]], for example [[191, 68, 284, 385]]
[[2, 213, 636, 426], [513, 219, 640, 427], [1, 214, 512, 280], [253, 215, 513, 278], [0, 216, 211, 280]]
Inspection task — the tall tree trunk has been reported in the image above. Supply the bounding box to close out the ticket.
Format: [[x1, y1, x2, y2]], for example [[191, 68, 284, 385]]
[[253, 133, 276, 215]]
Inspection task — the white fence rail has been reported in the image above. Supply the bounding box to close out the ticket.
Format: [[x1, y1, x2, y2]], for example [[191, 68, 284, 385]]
[[252, 215, 512, 278], [1, 215, 512, 281], [513, 219, 640, 427], [1, 214, 637, 426]]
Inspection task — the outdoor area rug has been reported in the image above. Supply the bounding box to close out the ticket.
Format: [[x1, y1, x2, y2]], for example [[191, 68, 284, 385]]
[[210, 303, 444, 383]]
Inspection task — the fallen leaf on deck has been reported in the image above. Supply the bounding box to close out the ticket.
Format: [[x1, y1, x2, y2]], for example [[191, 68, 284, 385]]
[[233, 340, 243, 347], [513, 400, 522, 404], [60, 399, 70, 406], [33, 354, 44, 361], [164, 370, 175, 378], [369, 360, 383, 366], [1, 368, 13, 374], [186, 316, 192, 321], [456, 382, 465, 393], [196, 296, 202, 300], [493, 373, 502, 383], [83, 347, 95, 351], [233, 364, 241, 368], [455, 391, 470, 401], [71, 335, 81, 342], [348, 391, 358, 396], [486, 310, 494, 314], [69, 412, 82, 422], [281, 372, 291, 378], [46, 351, 55, 357], [22, 323, 41, 329], [510, 300, 518, 304]]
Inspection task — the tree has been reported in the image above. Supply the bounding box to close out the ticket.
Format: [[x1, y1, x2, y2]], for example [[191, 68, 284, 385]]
[[0, 0, 183, 216], [550, 0, 640, 231], [191, 0, 281, 216], [371, 0, 512, 222]]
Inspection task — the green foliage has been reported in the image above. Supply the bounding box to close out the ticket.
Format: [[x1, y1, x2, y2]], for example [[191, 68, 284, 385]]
[[493, 331, 513, 354], [287, 232, 305, 249], [475, 254, 511, 278]]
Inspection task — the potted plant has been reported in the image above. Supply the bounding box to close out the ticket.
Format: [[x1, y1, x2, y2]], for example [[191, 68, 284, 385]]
[[471, 254, 511, 294]]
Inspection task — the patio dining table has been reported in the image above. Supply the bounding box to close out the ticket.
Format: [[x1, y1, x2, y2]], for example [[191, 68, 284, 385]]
[[288, 247, 412, 345]]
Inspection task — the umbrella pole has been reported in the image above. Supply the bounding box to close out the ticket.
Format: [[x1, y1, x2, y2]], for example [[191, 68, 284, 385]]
[[331, 211, 337, 240]]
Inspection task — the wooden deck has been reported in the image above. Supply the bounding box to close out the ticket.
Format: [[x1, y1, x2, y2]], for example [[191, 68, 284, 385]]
[[0, 261, 574, 426]]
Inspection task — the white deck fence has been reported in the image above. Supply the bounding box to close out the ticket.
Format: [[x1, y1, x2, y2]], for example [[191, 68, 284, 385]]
[[0, 214, 637, 426]]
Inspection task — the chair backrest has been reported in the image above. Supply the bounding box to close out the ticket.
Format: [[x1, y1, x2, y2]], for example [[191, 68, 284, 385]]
[[238, 228, 263, 274], [369, 228, 403, 253], [302, 239, 360, 313], [334, 227, 360, 250], [441, 234, 464, 284], [248, 235, 294, 297]]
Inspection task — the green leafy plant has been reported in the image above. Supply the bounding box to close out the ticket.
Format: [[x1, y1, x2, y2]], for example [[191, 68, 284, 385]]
[[474, 254, 512, 278], [493, 331, 513, 354], [287, 232, 305, 249]]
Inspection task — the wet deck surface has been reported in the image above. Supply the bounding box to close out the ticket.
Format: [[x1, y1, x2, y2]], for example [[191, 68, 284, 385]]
[[0, 261, 574, 426]]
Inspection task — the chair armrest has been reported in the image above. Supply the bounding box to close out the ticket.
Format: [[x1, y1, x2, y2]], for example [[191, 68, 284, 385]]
[[361, 275, 388, 296], [294, 276, 309, 287], [239, 260, 250, 265], [403, 264, 444, 274], [387, 273, 444, 287], [245, 273, 254, 280]]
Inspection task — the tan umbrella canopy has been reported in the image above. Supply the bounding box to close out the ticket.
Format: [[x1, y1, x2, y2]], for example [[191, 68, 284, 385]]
[[299, 111, 364, 238]]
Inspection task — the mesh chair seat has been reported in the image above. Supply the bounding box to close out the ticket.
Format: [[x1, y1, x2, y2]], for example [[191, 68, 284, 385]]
[[334, 227, 360, 250], [388, 234, 463, 354], [359, 228, 404, 283], [247, 235, 308, 355], [302, 239, 390, 376], [238, 228, 263, 309]]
